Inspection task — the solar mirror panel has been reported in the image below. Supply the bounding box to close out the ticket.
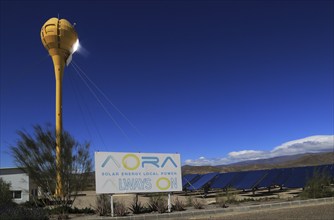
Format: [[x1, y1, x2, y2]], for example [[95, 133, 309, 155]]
[[182, 174, 200, 188], [330, 164, 334, 178], [275, 167, 293, 186], [328, 164, 334, 178], [284, 166, 314, 188], [210, 172, 237, 189], [319, 164, 334, 179], [228, 170, 251, 188], [316, 164, 329, 172], [185, 174, 203, 189], [187, 172, 219, 190], [234, 169, 268, 190], [257, 168, 282, 188], [313, 164, 330, 176]]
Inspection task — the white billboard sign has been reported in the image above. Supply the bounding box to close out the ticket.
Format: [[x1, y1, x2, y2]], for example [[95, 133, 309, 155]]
[[95, 152, 182, 194]]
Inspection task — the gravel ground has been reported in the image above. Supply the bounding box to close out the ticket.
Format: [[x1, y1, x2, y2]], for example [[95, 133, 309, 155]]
[[191, 202, 334, 220], [69, 200, 334, 220]]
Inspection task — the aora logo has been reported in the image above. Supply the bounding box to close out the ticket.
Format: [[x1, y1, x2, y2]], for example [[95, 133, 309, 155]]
[[122, 154, 178, 170], [122, 154, 140, 170], [101, 155, 120, 168], [102, 154, 178, 170]]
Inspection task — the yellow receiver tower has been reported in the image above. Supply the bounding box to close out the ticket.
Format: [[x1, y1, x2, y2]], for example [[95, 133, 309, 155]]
[[41, 18, 78, 197]]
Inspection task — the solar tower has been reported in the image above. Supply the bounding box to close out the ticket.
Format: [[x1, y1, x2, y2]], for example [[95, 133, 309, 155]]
[[41, 18, 78, 197]]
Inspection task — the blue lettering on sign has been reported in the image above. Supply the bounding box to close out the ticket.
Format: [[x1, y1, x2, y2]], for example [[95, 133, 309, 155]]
[[102, 172, 119, 176], [141, 156, 177, 168], [142, 157, 159, 168], [143, 172, 159, 176], [119, 178, 152, 191], [161, 157, 177, 168], [170, 177, 178, 189], [102, 154, 178, 169]]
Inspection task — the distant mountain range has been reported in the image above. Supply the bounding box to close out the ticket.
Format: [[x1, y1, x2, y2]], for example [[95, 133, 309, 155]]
[[181, 152, 334, 175]]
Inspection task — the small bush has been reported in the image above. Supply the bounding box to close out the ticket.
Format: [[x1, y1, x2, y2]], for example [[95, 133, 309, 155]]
[[129, 195, 147, 214], [226, 190, 238, 204], [114, 201, 127, 216], [0, 178, 12, 206], [70, 207, 95, 214], [22, 200, 46, 208], [186, 196, 193, 207], [96, 194, 110, 216], [48, 205, 77, 219], [172, 197, 185, 211], [0, 202, 17, 217], [148, 195, 161, 212], [301, 171, 334, 199], [156, 199, 167, 213], [215, 193, 227, 208], [148, 195, 167, 213], [239, 197, 257, 203], [0, 204, 49, 220], [48, 205, 71, 215], [192, 198, 204, 209]]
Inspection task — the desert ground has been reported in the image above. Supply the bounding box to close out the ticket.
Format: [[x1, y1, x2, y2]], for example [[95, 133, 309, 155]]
[[191, 202, 334, 220], [73, 187, 305, 210], [69, 187, 334, 219]]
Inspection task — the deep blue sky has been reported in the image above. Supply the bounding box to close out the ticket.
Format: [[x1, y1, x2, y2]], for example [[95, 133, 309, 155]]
[[1, 1, 333, 167]]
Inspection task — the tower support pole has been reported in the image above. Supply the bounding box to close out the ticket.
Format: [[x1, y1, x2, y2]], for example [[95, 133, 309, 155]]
[[52, 55, 65, 197]]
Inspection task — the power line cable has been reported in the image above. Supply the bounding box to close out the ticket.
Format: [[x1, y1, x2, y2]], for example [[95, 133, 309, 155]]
[[72, 61, 142, 136], [67, 69, 105, 151], [71, 63, 130, 141]]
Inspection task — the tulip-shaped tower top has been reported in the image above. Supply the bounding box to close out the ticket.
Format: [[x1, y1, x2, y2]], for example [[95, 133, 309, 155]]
[[41, 17, 78, 63]]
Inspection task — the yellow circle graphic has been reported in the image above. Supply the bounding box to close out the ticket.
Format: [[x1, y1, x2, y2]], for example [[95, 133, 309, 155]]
[[122, 154, 140, 170], [156, 177, 170, 190]]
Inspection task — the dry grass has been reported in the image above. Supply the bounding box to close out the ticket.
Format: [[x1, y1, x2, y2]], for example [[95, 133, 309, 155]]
[[73, 188, 302, 210], [191, 202, 334, 220]]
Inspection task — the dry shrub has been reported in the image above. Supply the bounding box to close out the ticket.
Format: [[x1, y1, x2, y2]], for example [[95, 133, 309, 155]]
[[186, 196, 193, 207], [215, 193, 227, 208], [114, 201, 127, 216], [192, 198, 204, 209], [301, 171, 334, 199], [96, 194, 110, 216], [148, 195, 167, 213], [172, 197, 185, 211], [226, 190, 238, 204], [129, 195, 147, 214]]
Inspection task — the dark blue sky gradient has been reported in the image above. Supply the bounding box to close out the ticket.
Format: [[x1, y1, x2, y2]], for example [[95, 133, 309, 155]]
[[1, 1, 333, 167]]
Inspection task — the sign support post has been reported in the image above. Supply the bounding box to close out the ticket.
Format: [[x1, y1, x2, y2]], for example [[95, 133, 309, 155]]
[[168, 193, 171, 212], [110, 194, 114, 217]]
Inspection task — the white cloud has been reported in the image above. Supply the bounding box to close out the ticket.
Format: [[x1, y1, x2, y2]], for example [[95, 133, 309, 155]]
[[271, 135, 333, 156], [184, 135, 334, 166], [228, 150, 266, 160], [185, 156, 213, 166]]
